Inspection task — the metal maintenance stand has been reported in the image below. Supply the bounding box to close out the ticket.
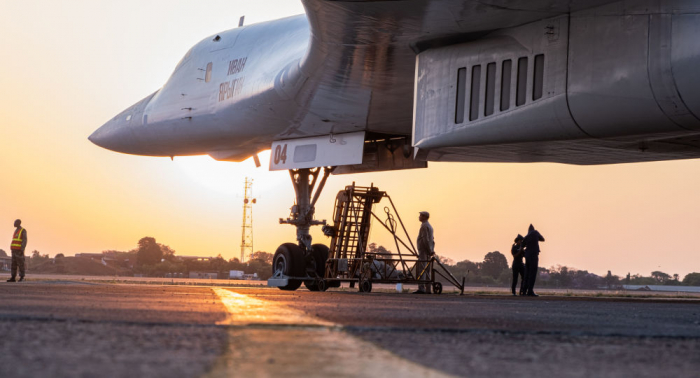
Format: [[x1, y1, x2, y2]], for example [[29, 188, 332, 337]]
[[268, 176, 465, 293], [319, 183, 465, 294]]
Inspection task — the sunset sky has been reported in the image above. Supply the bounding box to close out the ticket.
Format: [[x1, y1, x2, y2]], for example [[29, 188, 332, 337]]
[[1, 0, 699, 278]]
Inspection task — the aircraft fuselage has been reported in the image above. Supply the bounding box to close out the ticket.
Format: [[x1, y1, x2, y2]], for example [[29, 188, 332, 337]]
[[91, 0, 700, 167], [90, 15, 310, 162]]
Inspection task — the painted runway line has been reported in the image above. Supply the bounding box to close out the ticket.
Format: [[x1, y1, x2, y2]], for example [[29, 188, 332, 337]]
[[209, 287, 454, 378]]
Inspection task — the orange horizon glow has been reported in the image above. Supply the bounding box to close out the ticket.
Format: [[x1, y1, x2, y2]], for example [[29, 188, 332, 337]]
[[1, 0, 699, 279]]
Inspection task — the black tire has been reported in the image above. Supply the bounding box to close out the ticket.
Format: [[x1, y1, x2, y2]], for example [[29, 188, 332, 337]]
[[304, 244, 330, 291], [433, 282, 443, 295], [317, 279, 328, 292], [272, 243, 305, 291], [360, 279, 372, 293]]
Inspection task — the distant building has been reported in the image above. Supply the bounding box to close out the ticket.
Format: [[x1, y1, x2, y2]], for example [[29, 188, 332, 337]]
[[230, 271, 259, 280], [75, 253, 109, 266], [189, 272, 218, 279], [623, 285, 700, 293], [230, 270, 244, 279], [0, 256, 11, 271], [178, 256, 215, 262], [75, 253, 104, 260]]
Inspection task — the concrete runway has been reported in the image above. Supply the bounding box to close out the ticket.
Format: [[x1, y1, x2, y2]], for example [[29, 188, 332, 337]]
[[0, 281, 699, 377]]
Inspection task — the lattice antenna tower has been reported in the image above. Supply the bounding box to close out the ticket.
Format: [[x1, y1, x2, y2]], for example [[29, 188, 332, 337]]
[[240, 177, 256, 263]]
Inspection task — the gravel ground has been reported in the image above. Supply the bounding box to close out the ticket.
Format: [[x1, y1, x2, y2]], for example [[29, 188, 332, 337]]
[[351, 330, 700, 378], [1, 282, 699, 377], [233, 288, 700, 377], [0, 282, 228, 378], [0, 320, 227, 378]]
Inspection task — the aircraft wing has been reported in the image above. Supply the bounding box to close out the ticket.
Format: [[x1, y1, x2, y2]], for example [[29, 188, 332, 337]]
[[295, 0, 617, 138]]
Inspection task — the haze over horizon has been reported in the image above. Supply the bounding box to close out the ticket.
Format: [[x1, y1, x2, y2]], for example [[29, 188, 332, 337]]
[[1, 0, 699, 278]]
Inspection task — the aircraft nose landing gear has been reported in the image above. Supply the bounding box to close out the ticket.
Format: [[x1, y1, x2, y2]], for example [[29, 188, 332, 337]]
[[271, 243, 305, 291], [268, 173, 466, 295], [268, 167, 333, 291]]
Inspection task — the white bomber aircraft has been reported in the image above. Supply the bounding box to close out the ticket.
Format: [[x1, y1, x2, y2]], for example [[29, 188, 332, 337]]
[[90, 0, 700, 290]]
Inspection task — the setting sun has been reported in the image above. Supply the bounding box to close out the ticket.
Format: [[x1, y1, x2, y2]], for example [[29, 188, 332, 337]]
[[174, 151, 287, 197]]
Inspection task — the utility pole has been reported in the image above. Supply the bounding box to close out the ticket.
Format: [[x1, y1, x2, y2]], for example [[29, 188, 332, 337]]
[[240, 178, 256, 263]]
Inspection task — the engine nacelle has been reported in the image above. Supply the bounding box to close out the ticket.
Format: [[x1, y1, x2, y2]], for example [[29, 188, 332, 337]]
[[413, 1, 700, 159]]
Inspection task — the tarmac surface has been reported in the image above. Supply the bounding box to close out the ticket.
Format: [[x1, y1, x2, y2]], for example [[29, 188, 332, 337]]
[[0, 281, 699, 377]]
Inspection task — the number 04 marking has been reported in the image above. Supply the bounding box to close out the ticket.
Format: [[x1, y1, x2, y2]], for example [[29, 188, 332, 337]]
[[274, 144, 288, 165]]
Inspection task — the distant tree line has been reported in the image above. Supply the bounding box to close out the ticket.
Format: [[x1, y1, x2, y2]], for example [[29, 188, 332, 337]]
[[27, 250, 52, 269], [440, 253, 700, 289], [369, 243, 700, 289], [131, 236, 274, 279], [9, 237, 274, 279], [9, 240, 700, 288]]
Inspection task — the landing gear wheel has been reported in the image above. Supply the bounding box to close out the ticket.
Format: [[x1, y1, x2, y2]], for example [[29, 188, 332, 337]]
[[304, 244, 330, 291], [317, 279, 328, 292], [359, 279, 373, 293], [432, 282, 443, 295], [272, 243, 305, 291]]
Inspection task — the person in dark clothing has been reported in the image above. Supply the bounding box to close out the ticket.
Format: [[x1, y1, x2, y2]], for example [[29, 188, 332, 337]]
[[511, 234, 525, 296], [522, 224, 545, 297]]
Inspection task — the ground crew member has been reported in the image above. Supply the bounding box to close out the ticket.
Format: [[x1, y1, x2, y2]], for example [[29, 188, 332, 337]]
[[522, 224, 544, 297], [8, 219, 28, 282], [414, 211, 434, 294], [511, 234, 525, 296]]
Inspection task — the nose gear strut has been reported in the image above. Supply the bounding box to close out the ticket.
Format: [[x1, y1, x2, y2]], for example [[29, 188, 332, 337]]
[[268, 167, 333, 290], [279, 167, 333, 251]]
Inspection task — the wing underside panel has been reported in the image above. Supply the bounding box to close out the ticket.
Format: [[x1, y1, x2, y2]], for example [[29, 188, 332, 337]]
[[423, 134, 700, 165], [294, 0, 616, 138]]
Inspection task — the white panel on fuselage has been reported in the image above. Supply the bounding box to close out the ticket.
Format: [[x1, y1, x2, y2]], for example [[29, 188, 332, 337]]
[[269, 132, 365, 171]]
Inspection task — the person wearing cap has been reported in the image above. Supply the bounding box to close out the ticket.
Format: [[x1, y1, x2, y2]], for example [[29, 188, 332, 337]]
[[522, 224, 545, 297], [511, 234, 525, 296], [8, 219, 28, 283], [414, 211, 435, 294]]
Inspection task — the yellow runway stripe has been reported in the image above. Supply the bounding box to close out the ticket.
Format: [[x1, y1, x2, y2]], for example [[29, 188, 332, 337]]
[[213, 287, 333, 327], [209, 288, 456, 378]]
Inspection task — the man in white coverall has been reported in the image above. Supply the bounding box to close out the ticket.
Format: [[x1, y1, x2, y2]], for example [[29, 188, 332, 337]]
[[414, 211, 435, 294]]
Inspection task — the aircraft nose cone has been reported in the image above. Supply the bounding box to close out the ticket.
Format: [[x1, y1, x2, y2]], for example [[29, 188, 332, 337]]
[[89, 119, 140, 154], [91, 91, 159, 155], [88, 124, 108, 148]]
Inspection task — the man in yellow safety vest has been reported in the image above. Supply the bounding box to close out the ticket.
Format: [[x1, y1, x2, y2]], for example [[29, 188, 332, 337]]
[[8, 219, 28, 282]]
